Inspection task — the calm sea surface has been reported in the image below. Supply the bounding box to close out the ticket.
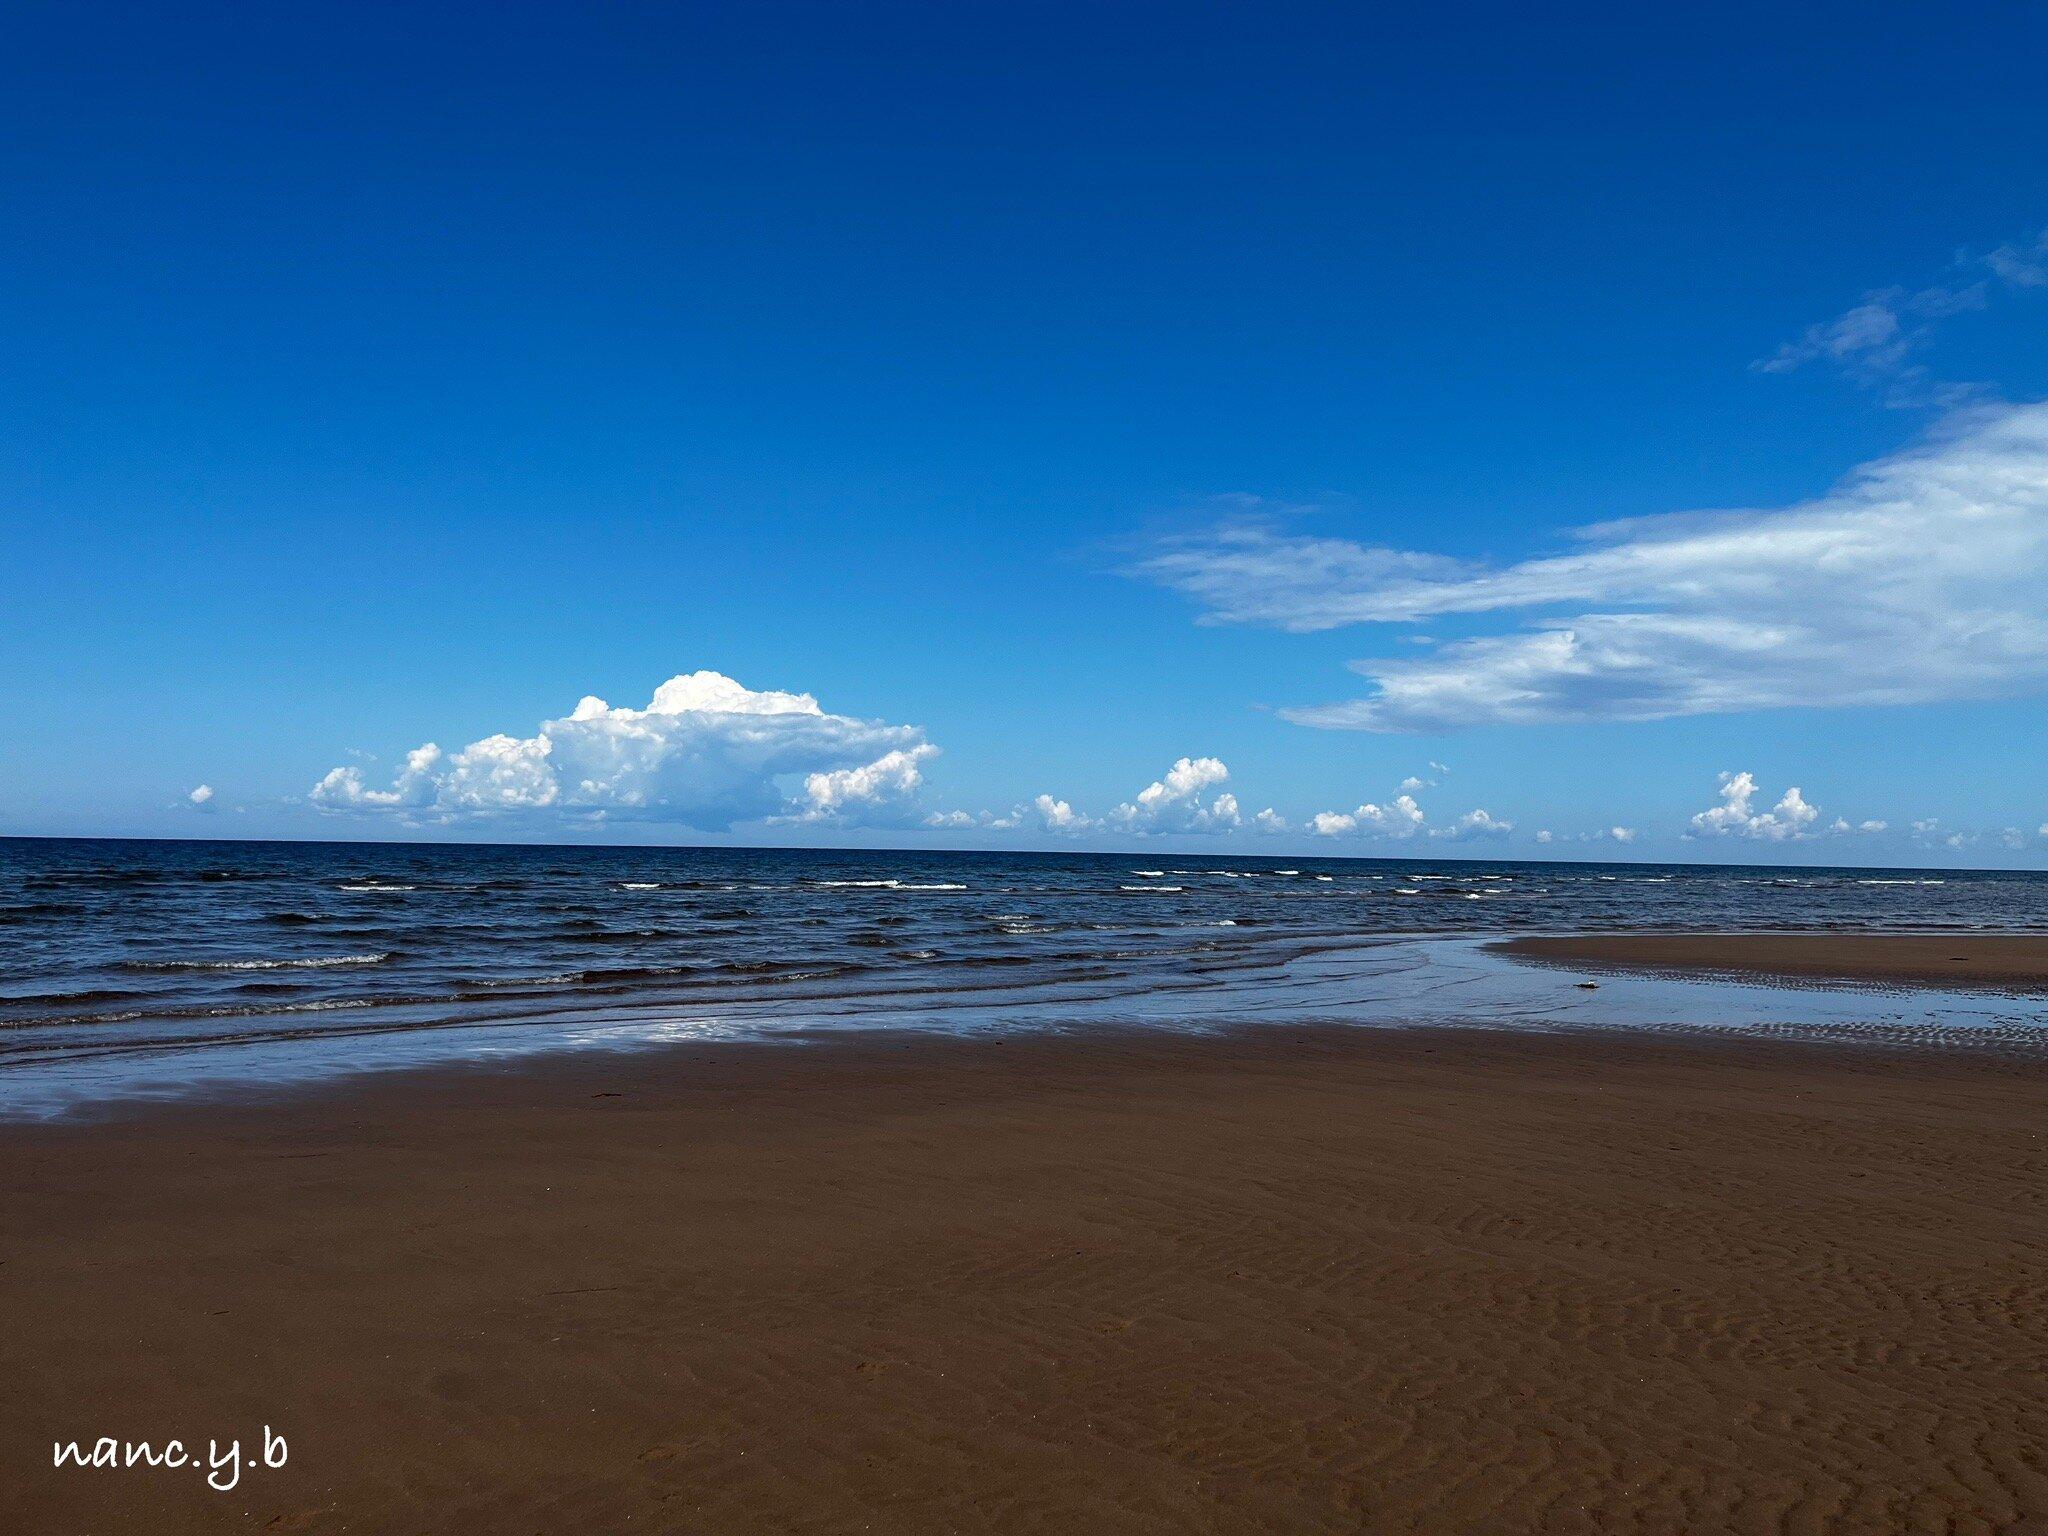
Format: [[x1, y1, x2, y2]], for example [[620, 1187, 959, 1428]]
[[4, 838, 2046, 1117]]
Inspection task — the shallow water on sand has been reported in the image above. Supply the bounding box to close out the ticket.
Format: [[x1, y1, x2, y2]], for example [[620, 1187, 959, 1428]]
[[4, 838, 2046, 1117]]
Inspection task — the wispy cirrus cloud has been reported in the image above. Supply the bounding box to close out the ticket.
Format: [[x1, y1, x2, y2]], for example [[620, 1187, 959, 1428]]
[[1752, 283, 1986, 404], [1132, 401, 2048, 732], [1753, 225, 2044, 404]]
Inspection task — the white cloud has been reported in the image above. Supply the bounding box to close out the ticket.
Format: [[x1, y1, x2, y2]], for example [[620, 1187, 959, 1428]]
[[1251, 807, 1287, 833], [187, 784, 214, 808], [1136, 402, 2048, 731], [1032, 794, 1091, 833], [1986, 229, 2048, 289], [1308, 793, 1425, 838], [1537, 824, 1637, 846], [313, 744, 444, 809], [1107, 755, 1241, 833], [1756, 293, 1915, 379], [442, 734, 557, 810], [312, 671, 934, 829], [1687, 771, 1821, 841], [1752, 228, 2046, 401], [1431, 808, 1513, 841], [796, 745, 938, 821], [1752, 287, 1984, 400]]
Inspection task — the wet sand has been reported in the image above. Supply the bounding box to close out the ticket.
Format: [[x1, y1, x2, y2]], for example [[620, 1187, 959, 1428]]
[[1499, 930, 2048, 990], [3, 1024, 2043, 1534]]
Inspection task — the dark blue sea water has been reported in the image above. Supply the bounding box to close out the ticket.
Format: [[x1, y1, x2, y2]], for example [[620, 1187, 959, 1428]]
[[4, 837, 2046, 1117]]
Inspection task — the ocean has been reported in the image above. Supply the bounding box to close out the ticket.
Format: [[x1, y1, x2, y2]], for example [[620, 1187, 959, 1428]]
[[4, 837, 2046, 1117]]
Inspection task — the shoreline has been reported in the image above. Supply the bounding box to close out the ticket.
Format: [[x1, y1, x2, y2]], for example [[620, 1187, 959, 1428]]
[[4, 1020, 2043, 1532], [1496, 929, 2048, 991], [10, 924, 2048, 1127]]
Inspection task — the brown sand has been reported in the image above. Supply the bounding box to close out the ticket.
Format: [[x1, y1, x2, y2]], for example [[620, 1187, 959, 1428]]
[[1499, 930, 2048, 990], [2, 1025, 2043, 1534]]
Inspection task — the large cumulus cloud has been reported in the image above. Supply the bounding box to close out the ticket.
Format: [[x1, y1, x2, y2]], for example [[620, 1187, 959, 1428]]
[[312, 671, 936, 829]]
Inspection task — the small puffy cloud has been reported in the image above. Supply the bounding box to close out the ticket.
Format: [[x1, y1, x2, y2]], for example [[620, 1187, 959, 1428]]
[[1687, 771, 1821, 841], [1251, 807, 1287, 834], [1308, 793, 1426, 838], [795, 745, 939, 821], [313, 744, 444, 809], [312, 671, 934, 830], [187, 784, 214, 806], [1107, 755, 1242, 834], [1431, 808, 1512, 841], [1538, 824, 1636, 846], [1033, 794, 1091, 833]]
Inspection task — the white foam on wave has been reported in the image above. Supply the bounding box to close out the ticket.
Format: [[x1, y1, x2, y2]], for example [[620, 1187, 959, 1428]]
[[337, 884, 415, 893], [151, 953, 392, 971], [816, 879, 968, 891]]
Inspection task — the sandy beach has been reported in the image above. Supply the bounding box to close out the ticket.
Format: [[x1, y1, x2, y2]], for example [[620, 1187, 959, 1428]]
[[1499, 930, 2048, 990], [4, 1017, 2043, 1534]]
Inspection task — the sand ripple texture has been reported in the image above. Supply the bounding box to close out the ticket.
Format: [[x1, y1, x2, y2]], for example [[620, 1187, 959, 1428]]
[[2, 1026, 2041, 1533]]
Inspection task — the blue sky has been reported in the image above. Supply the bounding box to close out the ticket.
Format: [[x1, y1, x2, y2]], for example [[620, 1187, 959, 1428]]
[[5, 1, 2048, 863]]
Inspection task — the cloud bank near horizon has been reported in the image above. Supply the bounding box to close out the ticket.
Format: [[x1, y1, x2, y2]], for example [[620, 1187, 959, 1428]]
[[305, 676, 2039, 852], [312, 671, 937, 831]]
